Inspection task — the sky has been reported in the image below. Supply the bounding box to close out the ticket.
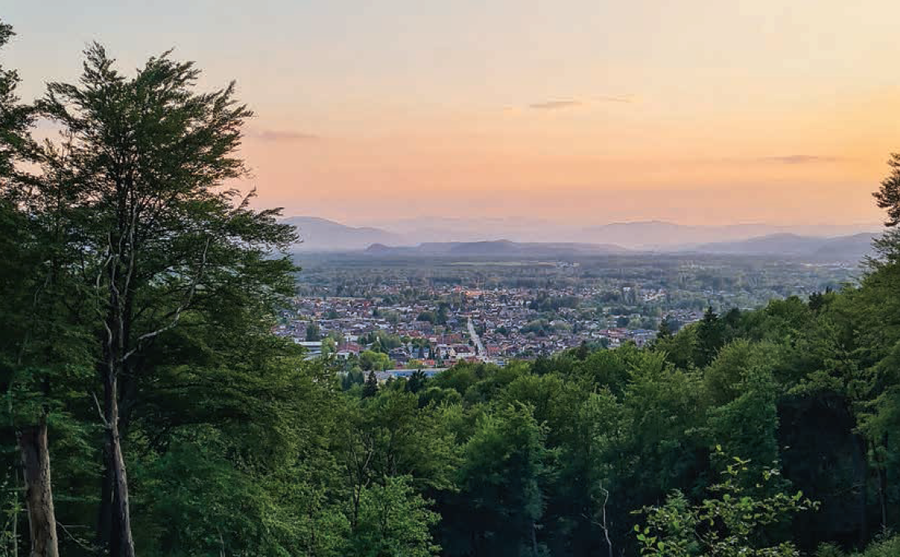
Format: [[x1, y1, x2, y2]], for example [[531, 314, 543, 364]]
[[4, 0, 900, 227]]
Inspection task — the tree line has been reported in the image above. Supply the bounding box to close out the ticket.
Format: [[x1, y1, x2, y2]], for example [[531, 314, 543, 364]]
[[3, 18, 900, 556]]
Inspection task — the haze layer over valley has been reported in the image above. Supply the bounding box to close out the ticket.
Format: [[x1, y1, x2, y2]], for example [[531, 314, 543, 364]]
[[286, 215, 882, 261]]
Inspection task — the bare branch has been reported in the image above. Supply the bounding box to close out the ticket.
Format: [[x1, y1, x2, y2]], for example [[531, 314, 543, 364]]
[[121, 236, 211, 362], [583, 482, 613, 557], [92, 392, 110, 429]]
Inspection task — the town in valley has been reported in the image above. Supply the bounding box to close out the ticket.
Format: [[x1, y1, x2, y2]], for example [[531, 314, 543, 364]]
[[276, 251, 856, 380]]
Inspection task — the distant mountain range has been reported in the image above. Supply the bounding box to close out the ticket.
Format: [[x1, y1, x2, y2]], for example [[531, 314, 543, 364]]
[[285, 215, 881, 261], [574, 221, 880, 249], [364, 240, 630, 258], [358, 217, 878, 249], [360, 234, 877, 261], [688, 232, 878, 260]]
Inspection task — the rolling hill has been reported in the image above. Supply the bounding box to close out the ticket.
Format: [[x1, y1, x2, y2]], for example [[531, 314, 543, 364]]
[[690, 232, 878, 261], [284, 215, 881, 261], [363, 240, 630, 258]]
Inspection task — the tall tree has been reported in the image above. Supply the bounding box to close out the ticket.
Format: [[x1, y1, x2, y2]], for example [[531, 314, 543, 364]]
[[696, 306, 726, 367], [0, 19, 67, 557], [362, 371, 380, 398], [32, 44, 296, 556]]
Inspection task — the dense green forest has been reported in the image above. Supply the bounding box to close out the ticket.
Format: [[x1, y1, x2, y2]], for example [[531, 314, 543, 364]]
[[3, 19, 900, 557]]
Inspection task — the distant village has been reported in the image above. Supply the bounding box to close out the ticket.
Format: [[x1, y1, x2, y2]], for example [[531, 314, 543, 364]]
[[275, 283, 706, 379]]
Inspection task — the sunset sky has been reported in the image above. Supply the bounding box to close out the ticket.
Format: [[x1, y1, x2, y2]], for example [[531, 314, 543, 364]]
[[4, 1, 899, 226]]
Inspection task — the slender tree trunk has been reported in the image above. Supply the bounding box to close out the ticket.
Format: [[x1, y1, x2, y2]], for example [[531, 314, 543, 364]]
[[97, 377, 135, 551], [104, 366, 135, 557], [599, 485, 613, 557], [18, 419, 59, 557], [100, 212, 136, 557]]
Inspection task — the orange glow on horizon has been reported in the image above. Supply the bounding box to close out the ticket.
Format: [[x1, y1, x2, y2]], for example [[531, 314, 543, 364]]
[[6, 0, 900, 226]]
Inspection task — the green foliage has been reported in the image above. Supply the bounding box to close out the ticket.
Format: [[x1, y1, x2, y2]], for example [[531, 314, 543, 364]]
[[635, 452, 818, 556], [0, 19, 34, 178], [349, 476, 440, 557], [873, 153, 900, 226], [622, 351, 708, 496], [456, 403, 554, 556], [575, 347, 631, 397], [0, 472, 21, 557], [832, 535, 900, 557], [696, 307, 727, 367], [362, 370, 380, 398], [655, 324, 699, 370], [360, 350, 391, 371], [406, 368, 428, 392]]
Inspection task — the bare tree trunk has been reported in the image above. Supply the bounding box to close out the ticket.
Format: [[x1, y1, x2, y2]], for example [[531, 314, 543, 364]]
[[99, 208, 136, 557], [18, 419, 59, 557], [585, 483, 614, 557], [599, 484, 613, 557], [104, 367, 135, 557], [97, 391, 134, 551]]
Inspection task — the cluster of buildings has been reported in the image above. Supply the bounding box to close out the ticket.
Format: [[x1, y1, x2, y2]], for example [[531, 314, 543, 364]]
[[275, 284, 706, 368]]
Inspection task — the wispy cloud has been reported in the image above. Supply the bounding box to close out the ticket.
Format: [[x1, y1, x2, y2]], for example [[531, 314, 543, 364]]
[[529, 100, 583, 110], [248, 129, 322, 142], [708, 155, 844, 166], [526, 96, 633, 111], [756, 155, 842, 165], [594, 95, 633, 104]]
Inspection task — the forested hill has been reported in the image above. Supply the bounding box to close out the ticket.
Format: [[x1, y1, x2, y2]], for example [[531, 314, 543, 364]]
[[4, 16, 900, 557]]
